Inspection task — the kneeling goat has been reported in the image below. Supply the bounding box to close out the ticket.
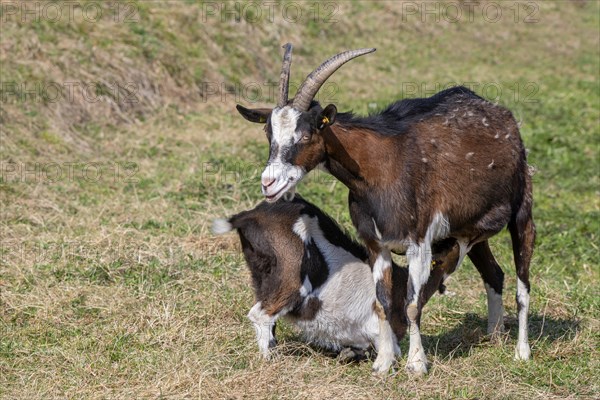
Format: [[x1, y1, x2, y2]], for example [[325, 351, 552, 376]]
[[213, 196, 459, 360]]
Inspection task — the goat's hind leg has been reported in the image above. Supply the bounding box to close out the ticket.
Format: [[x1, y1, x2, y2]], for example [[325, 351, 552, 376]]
[[468, 240, 506, 337], [509, 189, 536, 361]]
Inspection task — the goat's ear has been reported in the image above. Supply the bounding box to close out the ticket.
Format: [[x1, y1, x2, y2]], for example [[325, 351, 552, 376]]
[[236, 104, 272, 124], [318, 104, 337, 130]]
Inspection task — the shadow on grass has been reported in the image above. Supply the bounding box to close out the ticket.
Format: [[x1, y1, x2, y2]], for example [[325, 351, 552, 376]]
[[423, 312, 581, 359], [275, 312, 580, 362]]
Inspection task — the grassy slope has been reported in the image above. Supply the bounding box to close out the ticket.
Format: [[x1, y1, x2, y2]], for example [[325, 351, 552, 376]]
[[1, 1, 599, 399]]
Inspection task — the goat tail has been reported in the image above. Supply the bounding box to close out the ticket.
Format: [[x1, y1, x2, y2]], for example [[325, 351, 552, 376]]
[[212, 218, 233, 235], [212, 210, 255, 235]]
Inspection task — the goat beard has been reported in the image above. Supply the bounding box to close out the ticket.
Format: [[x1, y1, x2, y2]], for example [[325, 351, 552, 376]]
[[282, 187, 296, 202]]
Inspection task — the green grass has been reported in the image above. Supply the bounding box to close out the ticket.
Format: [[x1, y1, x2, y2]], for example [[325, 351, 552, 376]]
[[1, 1, 599, 399]]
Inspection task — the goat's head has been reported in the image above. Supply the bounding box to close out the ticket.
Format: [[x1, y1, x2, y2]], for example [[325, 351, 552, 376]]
[[236, 44, 375, 202]]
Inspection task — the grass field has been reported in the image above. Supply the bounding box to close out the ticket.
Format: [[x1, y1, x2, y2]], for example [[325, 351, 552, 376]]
[[1, 1, 599, 399]]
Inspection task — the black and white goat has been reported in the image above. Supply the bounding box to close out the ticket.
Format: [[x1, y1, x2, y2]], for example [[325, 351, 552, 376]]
[[213, 196, 459, 360], [236, 44, 536, 374]]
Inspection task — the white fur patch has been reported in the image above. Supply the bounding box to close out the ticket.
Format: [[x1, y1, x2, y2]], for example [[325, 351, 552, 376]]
[[427, 212, 450, 242], [403, 212, 451, 374], [372, 250, 391, 284], [261, 106, 306, 201], [247, 302, 277, 359], [455, 239, 472, 271], [293, 247, 381, 353], [299, 216, 361, 268], [212, 218, 232, 235], [484, 283, 505, 335], [515, 278, 531, 360], [293, 216, 311, 243], [372, 316, 398, 373], [406, 316, 427, 375], [407, 242, 431, 305], [405, 213, 449, 301], [270, 106, 302, 146], [248, 213, 403, 364], [288, 215, 391, 353]]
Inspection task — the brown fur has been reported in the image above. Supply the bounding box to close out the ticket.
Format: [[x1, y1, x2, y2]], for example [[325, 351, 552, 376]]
[[220, 196, 461, 346], [236, 86, 535, 368]]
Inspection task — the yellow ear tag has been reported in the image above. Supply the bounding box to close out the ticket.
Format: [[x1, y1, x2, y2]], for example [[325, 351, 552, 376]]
[[322, 116, 329, 125], [259, 117, 266, 123]]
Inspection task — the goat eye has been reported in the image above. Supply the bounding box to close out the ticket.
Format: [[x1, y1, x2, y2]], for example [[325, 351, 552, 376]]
[[302, 134, 311, 142]]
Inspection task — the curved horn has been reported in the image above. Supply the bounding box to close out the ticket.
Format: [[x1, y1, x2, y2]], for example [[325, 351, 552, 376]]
[[277, 43, 293, 107], [292, 48, 376, 111]]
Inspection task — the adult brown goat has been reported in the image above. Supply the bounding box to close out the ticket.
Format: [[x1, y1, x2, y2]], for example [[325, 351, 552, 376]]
[[236, 44, 535, 375]]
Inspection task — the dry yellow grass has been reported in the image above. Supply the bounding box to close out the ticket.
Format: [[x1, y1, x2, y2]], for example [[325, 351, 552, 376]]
[[1, 1, 599, 399]]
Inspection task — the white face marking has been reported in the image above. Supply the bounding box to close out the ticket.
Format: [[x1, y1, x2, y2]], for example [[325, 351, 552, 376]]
[[261, 106, 306, 202], [484, 283, 505, 336], [271, 106, 302, 146]]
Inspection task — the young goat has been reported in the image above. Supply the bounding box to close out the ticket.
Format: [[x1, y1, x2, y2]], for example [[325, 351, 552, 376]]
[[236, 44, 535, 374], [213, 196, 459, 360]]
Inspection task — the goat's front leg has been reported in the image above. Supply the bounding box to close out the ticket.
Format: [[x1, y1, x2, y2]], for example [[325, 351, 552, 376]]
[[405, 241, 432, 375], [369, 247, 399, 374], [247, 302, 278, 359]]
